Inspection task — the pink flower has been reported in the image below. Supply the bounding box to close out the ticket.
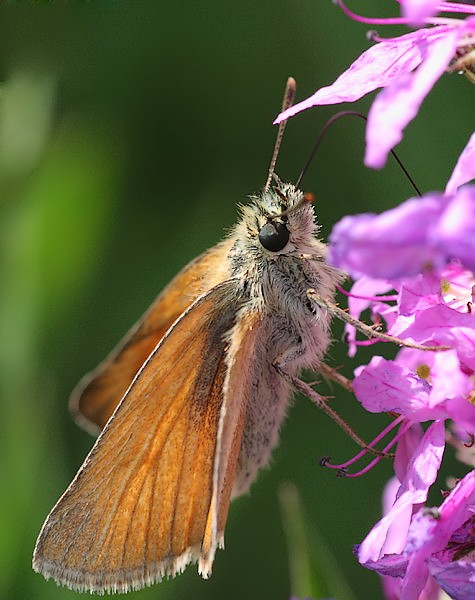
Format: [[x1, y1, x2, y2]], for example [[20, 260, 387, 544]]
[[429, 513, 475, 599], [274, 4, 475, 597], [343, 277, 395, 356], [365, 26, 461, 168], [347, 261, 475, 432], [357, 421, 445, 565], [358, 471, 475, 600], [328, 193, 447, 280], [328, 186, 475, 279], [353, 351, 475, 431], [274, 2, 475, 169], [336, 235, 475, 597]]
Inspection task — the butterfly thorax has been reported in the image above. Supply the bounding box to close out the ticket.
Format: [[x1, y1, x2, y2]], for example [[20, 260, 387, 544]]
[[228, 183, 342, 367]]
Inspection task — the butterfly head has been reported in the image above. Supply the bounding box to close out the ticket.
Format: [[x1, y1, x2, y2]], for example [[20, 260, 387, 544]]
[[237, 179, 319, 259]]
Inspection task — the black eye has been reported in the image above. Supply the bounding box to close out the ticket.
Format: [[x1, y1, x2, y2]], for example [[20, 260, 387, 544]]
[[258, 220, 289, 252]]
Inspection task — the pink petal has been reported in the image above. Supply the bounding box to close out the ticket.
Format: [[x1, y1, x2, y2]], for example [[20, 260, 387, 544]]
[[382, 574, 402, 600], [394, 423, 425, 482], [437, 471, 475, 532], [395, 346, 435, 373], [380, 429, 424, 558], [365, 30, 459, 168], [429, 349, 472, 405], [445, 131, 475, 194], [347, 278, 395, 319], [328, 195, 446, 279], [444, 395, 475, 432], [429, 556, 475, 600], [401, 549, 432, 600], [345, 278, 394, 357], [428, 510, 475, 599], [418, 576, 443, 600], [390, 303, 475, 344], [451, 327, 475, 371], [381, 477, 411, 555], [434, 185, 475, 271], [397, 273, 443, 316], [401, 471, 475, 599], [274, 30, 424, 123], [353, 356, 434, 418]]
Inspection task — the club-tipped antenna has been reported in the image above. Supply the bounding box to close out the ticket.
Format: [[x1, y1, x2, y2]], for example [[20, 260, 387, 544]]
[[295, 110, 422, 197], [264, 77, 297, 192]]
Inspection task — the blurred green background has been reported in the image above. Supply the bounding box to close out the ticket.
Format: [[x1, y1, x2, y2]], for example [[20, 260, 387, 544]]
[[0, 2, 471, 600]]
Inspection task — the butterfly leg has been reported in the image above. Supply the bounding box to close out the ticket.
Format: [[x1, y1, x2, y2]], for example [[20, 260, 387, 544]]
[[314, 362, 353, 393], [306, 288, 449, 352], [273, 360, 375, 450], [273, 354, 390, 458]]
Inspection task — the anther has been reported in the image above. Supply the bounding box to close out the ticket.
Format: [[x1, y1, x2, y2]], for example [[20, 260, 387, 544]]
[[464, 433, 475, 448]]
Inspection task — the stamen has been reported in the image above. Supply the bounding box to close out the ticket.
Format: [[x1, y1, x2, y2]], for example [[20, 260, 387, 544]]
[[438, 1, 475, 15], [334, 0, 412, 25], [352, 338, 384, 347], [308, 289, 449, 351], [337, 418, 413, 478], [336, 0, 474, 27], [336, 283, 398, 303], [322, 415, 405, 473], [343, 455, 385, 478], [367, 30, 381, 43], [430, 17, 469, 25], [464, 433, 475, 448], [446, 426, 475, 451]]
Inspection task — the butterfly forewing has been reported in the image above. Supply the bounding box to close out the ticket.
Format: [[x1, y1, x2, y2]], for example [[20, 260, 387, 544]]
[[71, 239, 234, 434], [33, 279, 246, 593]]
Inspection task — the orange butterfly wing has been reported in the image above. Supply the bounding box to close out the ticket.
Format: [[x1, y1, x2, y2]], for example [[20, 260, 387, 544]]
[[71, 239, 234, 434], [33, 280, 261, 593]]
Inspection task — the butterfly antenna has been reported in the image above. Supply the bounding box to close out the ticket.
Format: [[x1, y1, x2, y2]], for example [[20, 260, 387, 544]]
[[295, 110, 422, 197], [264, 77, 297, 192]]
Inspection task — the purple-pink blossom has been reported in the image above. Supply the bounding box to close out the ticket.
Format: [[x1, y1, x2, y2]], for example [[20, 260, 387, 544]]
[[328, 185, 475, 279], [358, 471, 475, 600], [274, 1, 475, 170], [353, 351, 475, 431], [274, 3, 475, 597], [339, 259, 475, 598], [357, 422, 445, 563], [332, 190, 475, 597], [343, 254, 475, 433], [429, 513, 475, 599], [364, 27, 460, 168]]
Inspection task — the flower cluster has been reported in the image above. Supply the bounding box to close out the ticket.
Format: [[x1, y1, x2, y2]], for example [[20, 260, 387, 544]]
[[329, 205, 475, 597], [275, 1, 475, 175], [343, 257, 475, 599], [278, 2, 475, 599]]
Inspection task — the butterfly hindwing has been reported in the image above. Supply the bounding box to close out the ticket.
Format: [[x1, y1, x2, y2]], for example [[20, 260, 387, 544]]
[[70, 239, 234, 434]]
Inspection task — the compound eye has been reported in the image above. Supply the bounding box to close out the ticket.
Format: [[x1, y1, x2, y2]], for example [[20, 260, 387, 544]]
[[258, 220, 289, 252]]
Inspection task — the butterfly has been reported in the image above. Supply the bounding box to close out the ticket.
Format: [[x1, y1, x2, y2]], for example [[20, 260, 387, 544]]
[[32, 77, 345, 594]]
